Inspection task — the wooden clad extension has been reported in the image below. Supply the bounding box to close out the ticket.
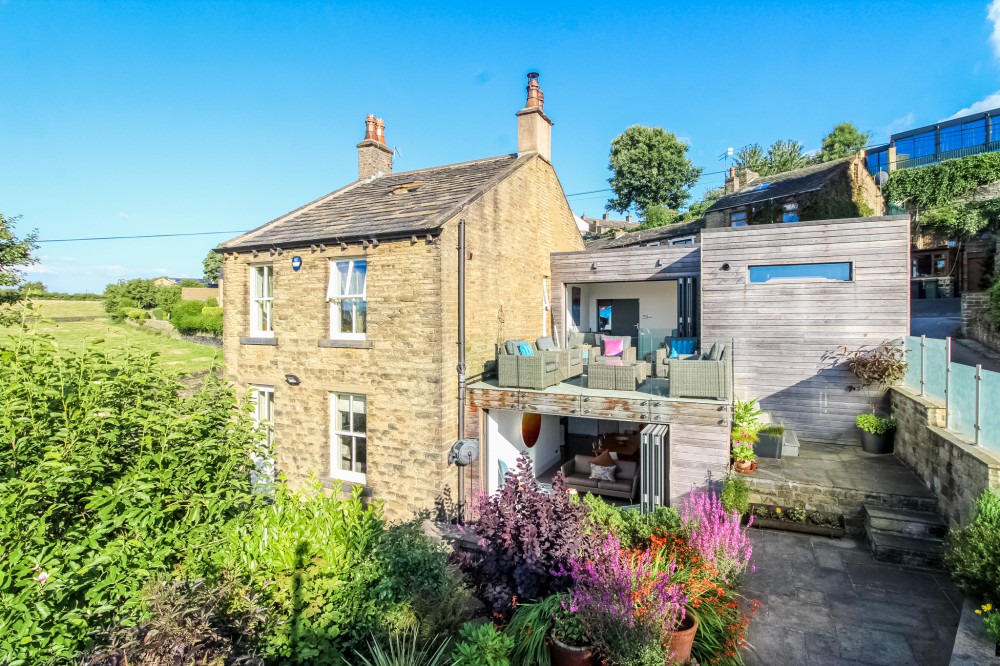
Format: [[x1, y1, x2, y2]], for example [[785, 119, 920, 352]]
[[700, 216, 911, 444], [549, 245, 700, 345]]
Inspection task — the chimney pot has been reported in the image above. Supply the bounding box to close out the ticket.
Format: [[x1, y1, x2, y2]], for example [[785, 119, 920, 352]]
[[626, 214, 632, 223], [603, 212, 609, 221], [375, 118, 386, 145], [364, 114, 377, 141]]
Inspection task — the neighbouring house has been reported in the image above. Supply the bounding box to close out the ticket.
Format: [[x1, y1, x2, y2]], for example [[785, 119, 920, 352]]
[[704, 156, 883, 229], [579, 212, 641, 237], [467, 215, 911, 505], [584, 218, 704, 250], [214, 74, 584, 519]]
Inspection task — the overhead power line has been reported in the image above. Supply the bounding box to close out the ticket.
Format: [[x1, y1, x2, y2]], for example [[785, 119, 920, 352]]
[[36, 229, 249, 243]]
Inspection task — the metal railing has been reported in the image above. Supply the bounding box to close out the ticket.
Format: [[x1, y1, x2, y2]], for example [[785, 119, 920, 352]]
[[902, 335, 999, 452], [868, 141, 1000, 176]]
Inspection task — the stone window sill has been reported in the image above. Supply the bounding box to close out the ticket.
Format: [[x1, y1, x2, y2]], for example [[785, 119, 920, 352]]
[[318, 339, 374, 349], [240, 336, 277, 346], [321, 477, 369, 494]]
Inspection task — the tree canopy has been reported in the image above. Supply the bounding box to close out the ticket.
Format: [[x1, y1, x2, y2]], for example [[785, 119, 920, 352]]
[[0, 213, 39, 323], [817, 122, 871, 163], [607, 126, 702, 214], [203, 249, 223, 282], [732, 140, 809, 178]]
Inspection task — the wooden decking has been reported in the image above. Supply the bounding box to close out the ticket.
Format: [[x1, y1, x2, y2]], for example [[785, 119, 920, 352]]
[[467, 376, 730, 428]]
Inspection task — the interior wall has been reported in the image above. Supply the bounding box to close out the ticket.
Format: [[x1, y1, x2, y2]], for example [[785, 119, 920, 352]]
[[485, 409, 562, 492], [568, 280, 679, 334]]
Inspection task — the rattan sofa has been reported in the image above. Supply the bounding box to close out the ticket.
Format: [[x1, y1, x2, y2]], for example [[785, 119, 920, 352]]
[[496, 339, 581, 390], [590, 335, 637, 365], [654, 337, 700, 378], [667, 342, 731, 400]]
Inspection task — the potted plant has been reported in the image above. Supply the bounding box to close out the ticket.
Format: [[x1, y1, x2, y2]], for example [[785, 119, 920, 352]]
[[837, 342, 907, 454], [731, 429, 758, 474], [756, 424, 785, 459], [855, 414, 897, 455], [668, 612, 699, 664], [549, 602, 597, 666]]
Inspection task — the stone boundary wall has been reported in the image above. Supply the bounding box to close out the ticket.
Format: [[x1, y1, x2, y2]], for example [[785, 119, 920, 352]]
[[891, 386, 1000, 526], [123, 319, 222, 348], [961, 292, 1000, 354]]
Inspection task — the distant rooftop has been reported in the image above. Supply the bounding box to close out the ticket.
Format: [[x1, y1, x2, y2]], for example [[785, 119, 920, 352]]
[[705, 158, 851, 214]]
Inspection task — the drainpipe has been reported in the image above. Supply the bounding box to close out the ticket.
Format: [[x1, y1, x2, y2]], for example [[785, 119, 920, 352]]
[[456, 218, 467, 524]]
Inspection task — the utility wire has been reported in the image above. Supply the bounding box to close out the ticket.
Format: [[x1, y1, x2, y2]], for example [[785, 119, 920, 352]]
[[36, 229, 249, 243]]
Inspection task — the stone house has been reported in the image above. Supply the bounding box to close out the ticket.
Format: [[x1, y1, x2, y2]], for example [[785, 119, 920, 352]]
[[215, 74, 584, 519], [704, 156, 883, 228]]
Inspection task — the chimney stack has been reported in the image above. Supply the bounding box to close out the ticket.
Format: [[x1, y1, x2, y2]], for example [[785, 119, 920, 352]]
[[516, 72, 553, 161], [725, 166, 740, 195], [357, 113, 393, 180]]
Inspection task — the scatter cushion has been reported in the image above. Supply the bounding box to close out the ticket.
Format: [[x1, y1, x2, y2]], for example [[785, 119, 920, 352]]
[[518, 343, 535, 356], [710, 343, 726, 361], [669, 346, 679, 359], [537, 336, 558, 351], [673, 338, 696, 354], [591, 451, 615, 468], [603, 338, 624, 357], [589, 464, 617, 481], [506, 339, 529, 355], [568, 333, 585, 347], [702, 343, 717, 360]]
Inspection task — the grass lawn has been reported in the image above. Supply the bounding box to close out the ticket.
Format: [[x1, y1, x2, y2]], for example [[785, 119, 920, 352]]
[[1, 300, 222, 376]]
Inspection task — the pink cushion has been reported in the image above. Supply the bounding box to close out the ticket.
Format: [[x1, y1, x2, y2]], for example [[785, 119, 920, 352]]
[[603, 338, 624, 357]]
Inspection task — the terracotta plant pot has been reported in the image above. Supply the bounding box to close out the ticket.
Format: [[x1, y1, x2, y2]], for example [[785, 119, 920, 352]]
[[549, 637, 598, 666], [734, 460, 757, 474], [668, 614, 699, 664]]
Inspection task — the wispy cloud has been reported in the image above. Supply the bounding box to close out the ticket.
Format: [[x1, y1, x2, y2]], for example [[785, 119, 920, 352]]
[[118, 211, 130, 220], [943, 2, 1000, 120], [945, 92, 1000, 119], [885, 112, 915, 135], [989, 0, 1000, 58], [23, 264, 56, 274]]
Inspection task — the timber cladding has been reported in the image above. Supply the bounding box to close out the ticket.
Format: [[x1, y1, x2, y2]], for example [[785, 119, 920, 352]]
[[700, 216, 911, 444], [549, 245, 700, 345]]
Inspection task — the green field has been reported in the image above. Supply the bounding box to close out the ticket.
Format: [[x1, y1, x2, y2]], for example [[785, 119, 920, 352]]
[[1, 300, 222, 375]]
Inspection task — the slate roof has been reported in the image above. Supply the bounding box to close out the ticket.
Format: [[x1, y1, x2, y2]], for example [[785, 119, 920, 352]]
[[584, 218, 705, 251], [219, 153, 527, 250], [704, 158, 851, 214]]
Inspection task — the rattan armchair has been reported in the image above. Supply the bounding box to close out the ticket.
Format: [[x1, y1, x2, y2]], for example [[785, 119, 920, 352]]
[[668, 344, 731, 400]]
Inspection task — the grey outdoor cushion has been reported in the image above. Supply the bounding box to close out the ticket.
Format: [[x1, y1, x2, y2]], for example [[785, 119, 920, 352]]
[[597, 478, 633, 493], [711, 344, 727, 361], [506, 339, 530, 355], [568, 332, 585, 347], [536, 336, 558, 351], [702, 343, 717, 361]]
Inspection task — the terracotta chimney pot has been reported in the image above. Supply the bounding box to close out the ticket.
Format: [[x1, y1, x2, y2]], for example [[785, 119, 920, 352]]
[[357, 114, 393, 180]]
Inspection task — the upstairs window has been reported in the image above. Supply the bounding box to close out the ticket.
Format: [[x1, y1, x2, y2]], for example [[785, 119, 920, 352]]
[[331, 393, 367, 484], [729, 210, 748, 227], [250, 265, 274, 335], [781, 201, 800, 223], [327, 260, 367, 339], [749, 262, 853, 283]]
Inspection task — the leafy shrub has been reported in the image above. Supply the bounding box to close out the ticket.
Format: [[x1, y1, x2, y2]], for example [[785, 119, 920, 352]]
[[758, 424, 785, 436], [721, 474, 750, 515], [189, 480, 386, 663], [149, 306, 166, 320], [203, 306, 223, 317], [460, 453, 593, 618], [856, 414, 896, 435], [0, 330, 262, 664], [171, 299, 223, 336], [206, 296, 219, 307], [451, 622, 513, 666], [81, 577, 265, 666], [350, 629, 452, 666], [945, 489, 1000, 602], [731, 442, 756, 462], [102, 279, 181, 320], [979, 603, 1000, 644], [123, 307, 149, 321], [582, 493, 680, 549], [989, 278, 1000, 326], [372, 520, 474, 640], [732, 398, 762, 432], [837, 341, 907, 413]]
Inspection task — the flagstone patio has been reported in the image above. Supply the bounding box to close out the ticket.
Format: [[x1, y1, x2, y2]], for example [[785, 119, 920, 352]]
[[741, 529, 960, 666]]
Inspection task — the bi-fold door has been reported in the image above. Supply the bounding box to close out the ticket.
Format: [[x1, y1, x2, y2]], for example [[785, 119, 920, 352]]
[[639, 423, 669, 512]]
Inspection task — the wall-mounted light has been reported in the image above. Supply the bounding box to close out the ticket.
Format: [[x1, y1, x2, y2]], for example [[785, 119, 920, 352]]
[[721, 263, 731, 271], [276, 248, 284, 256], [340, 242, 348, 250], [284, 374, 301, 386], [319, 244, 326, 252], [590, 263, 597, 270]]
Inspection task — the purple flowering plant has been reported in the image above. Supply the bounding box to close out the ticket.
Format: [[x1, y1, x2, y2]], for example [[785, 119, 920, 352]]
[[557, 533, 686, 666], [681, 489, 754, 585]]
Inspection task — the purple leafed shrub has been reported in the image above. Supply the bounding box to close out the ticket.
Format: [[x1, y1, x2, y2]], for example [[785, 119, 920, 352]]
[[681, 489, 754, 585], [559, 533, 686, 665], [460, 453, 592, 618]]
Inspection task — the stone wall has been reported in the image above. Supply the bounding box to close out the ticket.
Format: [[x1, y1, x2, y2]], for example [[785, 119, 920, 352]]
[[891, 386, 1000, 526], [962, 292, 1000, 353]]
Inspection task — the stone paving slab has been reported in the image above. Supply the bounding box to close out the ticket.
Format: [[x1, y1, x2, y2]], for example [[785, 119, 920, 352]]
[[742, 530, 959, 666]]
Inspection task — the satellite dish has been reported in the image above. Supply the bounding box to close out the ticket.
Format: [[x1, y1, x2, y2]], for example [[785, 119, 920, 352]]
[[448, 438, 480, 467], [875, 170, 889, 186]]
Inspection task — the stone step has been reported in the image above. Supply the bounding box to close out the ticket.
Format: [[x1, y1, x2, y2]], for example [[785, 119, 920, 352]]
[[866, 528, 945, 568], [863, 503, 948, 539]]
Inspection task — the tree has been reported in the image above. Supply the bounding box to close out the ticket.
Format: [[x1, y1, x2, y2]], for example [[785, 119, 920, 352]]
[[818, 122, 871, 163], [607, 126, 702, 214], [0, 213, 39, 324], [203, 249, 223, 282], [766, 139, 809, 174], [733, 144, 768, 176], [639, 205, 679, 229]]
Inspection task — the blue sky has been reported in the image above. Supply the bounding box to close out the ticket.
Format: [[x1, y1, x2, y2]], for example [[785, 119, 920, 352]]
[[3, 0, 1000, 293]]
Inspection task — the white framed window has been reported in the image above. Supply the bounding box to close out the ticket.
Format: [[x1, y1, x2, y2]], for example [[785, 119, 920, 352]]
[[643, 241, 662, 247], [327, 260, 367, 339], [250, 385, 275, 487], [249, 264, 274, 336], [330, 393, 367, 483]]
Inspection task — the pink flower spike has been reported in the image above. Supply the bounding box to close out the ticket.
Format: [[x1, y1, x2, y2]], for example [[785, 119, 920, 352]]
[[34, 572, 49, 584]]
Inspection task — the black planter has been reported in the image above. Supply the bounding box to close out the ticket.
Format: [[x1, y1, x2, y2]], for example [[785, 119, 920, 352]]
[[860, 428, 895, 454], [756, 431, 784, 459]]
